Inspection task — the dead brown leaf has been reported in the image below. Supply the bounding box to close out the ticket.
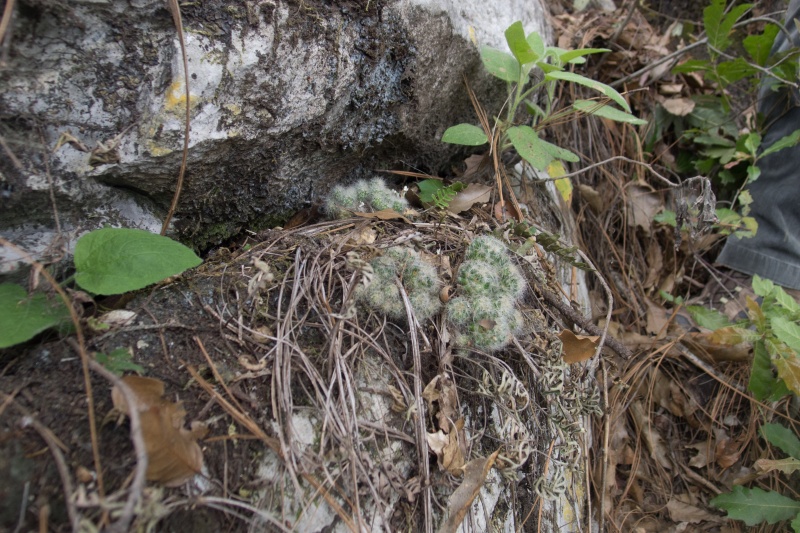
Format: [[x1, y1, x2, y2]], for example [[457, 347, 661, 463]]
[[558, 329, 600, 364], [422, 375, 459, 432], [666, 497, 721, 523], [446, 183, 491, 214], [427, 419, 466, 475], [662, 97, 696, 116], [111, 376, 206, 487], [351, 209, 411, 223], [437, 450, 500, 533], [626, 184, 663, 235], [686, 330, 752, 362]]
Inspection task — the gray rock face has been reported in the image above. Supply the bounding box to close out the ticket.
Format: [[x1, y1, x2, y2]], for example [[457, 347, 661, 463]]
[[0, 0, 547, 266]]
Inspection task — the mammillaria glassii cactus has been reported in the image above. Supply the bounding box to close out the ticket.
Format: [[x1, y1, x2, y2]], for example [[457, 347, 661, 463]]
[[325, 178, 408, 219], [357, 247, 441, 322], [447, 236, 525, 351]]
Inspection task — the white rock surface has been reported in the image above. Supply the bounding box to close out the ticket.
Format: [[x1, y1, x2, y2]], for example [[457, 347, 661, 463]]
[[1, 0, 548, 268]]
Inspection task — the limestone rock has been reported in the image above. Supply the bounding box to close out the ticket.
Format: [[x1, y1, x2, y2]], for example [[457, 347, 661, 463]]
[[0, 0, 548, 269]]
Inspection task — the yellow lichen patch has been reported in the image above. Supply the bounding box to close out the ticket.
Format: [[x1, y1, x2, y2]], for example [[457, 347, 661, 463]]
[[165, 79, 199, 115], [147, 141, 173, 157], [224, 103, 242, 115]]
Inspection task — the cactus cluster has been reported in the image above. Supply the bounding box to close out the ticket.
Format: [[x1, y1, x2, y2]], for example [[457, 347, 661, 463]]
[[357, 247, 441, 322], [447, 236, 525, 351], [325, 178, 408, 219]]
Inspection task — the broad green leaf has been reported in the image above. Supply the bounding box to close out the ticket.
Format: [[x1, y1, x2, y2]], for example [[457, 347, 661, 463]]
[[752, 274, 775, 298], [744, 24, 779, 66], [653, 210, 677, 227], [504, 21, 538, 64], [480, 46, 520, 82], [74, 228, 202, 295], [96, 347, 146, 376], [773, 316, 800, 353], [742, 132, 761, 156], [774, 285, 800, 314], [558, 48, 610, 64], [686, 305, 732, 330], [539, 138, 580, 163], [761, 129, 800, 157], [418, 179, 446, 203], [526, 31, 545, 59], [507, 126, 551, 170], [441, 124, 488, 146], [749, 340, 789, 401], [545, 71, 630, 112], [711, 486, 800, 526], [747, 165, 761, 183], [761, 423, 800, 460], [793, 512, 800, 532], [0, 283, 70, 348], [573, 99, 647, 125], [705, 0, 752, 52], [717, 58, 758, 86]]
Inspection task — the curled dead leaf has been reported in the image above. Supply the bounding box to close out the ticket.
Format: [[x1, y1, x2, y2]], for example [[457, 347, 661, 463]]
[[558, 329, 600, 364], [111, 376, 206, 487], [437, 450, 499, 533], [446, 183, 491, 214]]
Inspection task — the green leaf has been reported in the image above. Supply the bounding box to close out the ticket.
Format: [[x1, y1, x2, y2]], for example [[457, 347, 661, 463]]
[[544, 71, 631, 112], [539, 138, 580, 163], [480, 46, 520, 82], [95, 347, 145, 376], [558, 48, 610, 64], [504, 21, 538, 65], [507, 126, 551, 170], [418, 179, 446, 203], [0, 283, 71, 348], [742, 132, 761, 156], [761, 423, 800, 460], [744, 24, 779, 66], [716, 58, 758, 86], [705, 0, 752, 52], [526, 31, 545, 59], [686, 305, 732, 330], [74, 228, 202, 295], [653, 210, 676, 227], [774, 285, 800, 314], [441, 124, 488, 146], [772, 316, 800, 353], [747, 165, 761, 183], [752, 275, 775, 298], [761, 129, 800, 157], [711, 486, 800, 526], [573, 100, 647, 125], [749, 340, 789, 401], [793, 512, 800, 533], [672, 59, 712, 74]]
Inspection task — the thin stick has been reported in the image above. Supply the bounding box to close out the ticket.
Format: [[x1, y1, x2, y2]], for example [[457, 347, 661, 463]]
[[161, 0, 191, 235]]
